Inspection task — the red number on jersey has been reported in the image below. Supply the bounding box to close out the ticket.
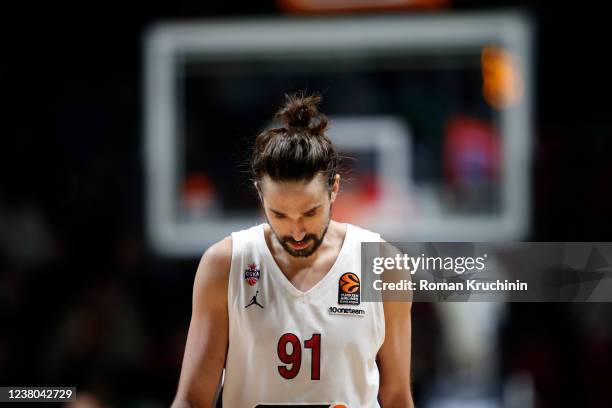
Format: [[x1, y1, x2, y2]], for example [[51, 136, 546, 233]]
[[304, 333, 321, 380], [277, 333, 321, 380], [277, 333, 301, 379]]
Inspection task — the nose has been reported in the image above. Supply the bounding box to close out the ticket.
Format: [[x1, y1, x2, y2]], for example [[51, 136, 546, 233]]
[[290, 220, 306, 242]]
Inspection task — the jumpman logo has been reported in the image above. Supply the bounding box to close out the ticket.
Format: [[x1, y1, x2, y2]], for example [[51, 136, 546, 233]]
[[245, 290, 264, 309]]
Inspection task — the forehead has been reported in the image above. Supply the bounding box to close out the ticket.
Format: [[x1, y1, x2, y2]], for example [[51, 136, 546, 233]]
[[259, 174, 327, 210]]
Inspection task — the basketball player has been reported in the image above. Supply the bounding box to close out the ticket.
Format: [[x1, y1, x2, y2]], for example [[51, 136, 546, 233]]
[[171, 93, 413, 407]]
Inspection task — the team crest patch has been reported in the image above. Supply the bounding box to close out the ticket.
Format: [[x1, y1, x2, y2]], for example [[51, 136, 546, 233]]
[[244, 262, 261, 286], [338, 272, 360, 305]]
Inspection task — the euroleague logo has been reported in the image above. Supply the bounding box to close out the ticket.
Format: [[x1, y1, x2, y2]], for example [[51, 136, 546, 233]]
[[338, 272, 360, 305], [244, 262, 261, 286]]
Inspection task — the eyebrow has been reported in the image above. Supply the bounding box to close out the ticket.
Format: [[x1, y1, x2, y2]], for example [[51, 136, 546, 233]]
[[270, 204, 322, 216]]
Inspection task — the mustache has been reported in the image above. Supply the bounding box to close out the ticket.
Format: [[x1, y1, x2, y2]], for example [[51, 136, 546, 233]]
[[282, 234, 318, 244]]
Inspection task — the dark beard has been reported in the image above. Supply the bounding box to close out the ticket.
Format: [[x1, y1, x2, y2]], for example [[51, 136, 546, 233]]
[[267, 209, 332, 258]]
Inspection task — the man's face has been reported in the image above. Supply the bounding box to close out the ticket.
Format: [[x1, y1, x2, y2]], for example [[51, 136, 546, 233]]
[[258, 173, 339, 258]]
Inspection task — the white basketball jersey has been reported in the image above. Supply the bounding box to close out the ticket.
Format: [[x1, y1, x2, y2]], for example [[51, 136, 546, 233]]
[[223, 223, 385, 408]]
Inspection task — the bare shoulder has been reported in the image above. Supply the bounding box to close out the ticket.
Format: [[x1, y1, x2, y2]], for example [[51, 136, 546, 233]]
[[194, 236, 232, 296], [201, 236, 232, 270], [378, 236, 403, 258], [378, 236, 412, 313]]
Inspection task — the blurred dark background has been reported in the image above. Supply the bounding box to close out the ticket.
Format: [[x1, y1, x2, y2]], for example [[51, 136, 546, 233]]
[[1, 1, 611, 407]]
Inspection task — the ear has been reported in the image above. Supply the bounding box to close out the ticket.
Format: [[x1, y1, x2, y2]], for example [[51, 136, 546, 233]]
[[330, 174, 340, 203]]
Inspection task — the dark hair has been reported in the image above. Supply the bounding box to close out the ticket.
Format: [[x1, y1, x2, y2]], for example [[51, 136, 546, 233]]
[[251, 92, 339, 190]]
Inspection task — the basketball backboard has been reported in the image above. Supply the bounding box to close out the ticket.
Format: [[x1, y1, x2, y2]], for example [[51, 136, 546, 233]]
[[144, 13, 533, 256]]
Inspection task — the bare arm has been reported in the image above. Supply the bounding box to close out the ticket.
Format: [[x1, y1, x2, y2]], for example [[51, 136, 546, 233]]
[[171, 237, 232, 408], [377, 300, 414, 407], [377, 239, 414, 407]]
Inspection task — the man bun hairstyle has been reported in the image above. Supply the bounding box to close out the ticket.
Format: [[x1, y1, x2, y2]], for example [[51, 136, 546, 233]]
[[275, 93, 328, 135], [251, 91, 339, 190]]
